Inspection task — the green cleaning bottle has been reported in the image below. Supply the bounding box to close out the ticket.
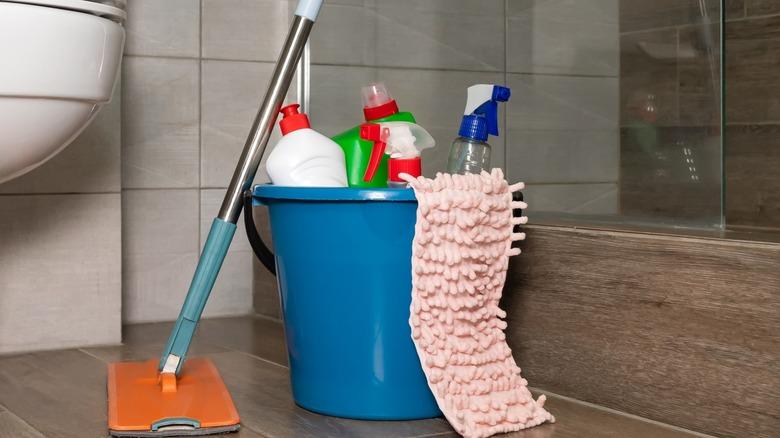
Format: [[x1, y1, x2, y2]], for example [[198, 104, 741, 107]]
[[332, 83, 416, 187]]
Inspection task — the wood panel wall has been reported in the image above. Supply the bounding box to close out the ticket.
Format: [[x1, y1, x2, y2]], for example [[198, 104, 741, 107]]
[[504, 225, 779, 438]]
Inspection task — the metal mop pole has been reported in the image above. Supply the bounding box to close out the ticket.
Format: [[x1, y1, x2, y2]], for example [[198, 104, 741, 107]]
[[159, 0, 324, 375]]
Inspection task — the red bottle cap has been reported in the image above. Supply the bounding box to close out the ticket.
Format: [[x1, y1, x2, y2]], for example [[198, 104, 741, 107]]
[[279, 103, 310, 135], [361, 83, 400, 121], [363, 100, 399, 121], [388, 157, 421, 182]]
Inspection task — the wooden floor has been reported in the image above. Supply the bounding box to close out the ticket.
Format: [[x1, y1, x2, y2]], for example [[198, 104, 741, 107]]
[[0, 316, 711, 438]]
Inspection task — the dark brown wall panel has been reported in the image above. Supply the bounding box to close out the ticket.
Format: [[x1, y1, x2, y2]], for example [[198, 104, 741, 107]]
[[503, 225, 779, 438]]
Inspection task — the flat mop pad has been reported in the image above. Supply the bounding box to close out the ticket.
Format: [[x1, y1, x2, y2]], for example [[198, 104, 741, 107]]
[[108, 358, 239, 437], [404, 170, 554, 438]]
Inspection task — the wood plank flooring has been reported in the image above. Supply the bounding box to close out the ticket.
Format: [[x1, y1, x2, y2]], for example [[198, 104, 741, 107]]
[[0, 316, 713, 438]]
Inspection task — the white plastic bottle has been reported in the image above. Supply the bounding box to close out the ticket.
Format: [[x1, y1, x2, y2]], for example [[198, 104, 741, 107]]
[[266, 104, 348, 187]]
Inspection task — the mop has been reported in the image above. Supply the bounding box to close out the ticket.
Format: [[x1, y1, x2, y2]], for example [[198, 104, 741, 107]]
[[106, 1, 324, 436], [403, 170, 554, 438]]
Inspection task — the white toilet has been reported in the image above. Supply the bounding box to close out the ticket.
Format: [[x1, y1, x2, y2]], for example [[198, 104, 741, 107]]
[[0, 0, 125, 183]]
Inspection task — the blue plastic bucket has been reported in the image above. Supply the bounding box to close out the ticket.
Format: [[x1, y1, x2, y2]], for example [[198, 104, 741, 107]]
[[252, 185, 440, 420]]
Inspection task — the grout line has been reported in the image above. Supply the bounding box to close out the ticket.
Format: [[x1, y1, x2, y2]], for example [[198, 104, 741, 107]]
[[233, 349, 289, 370], [723, 121, 780, 126], [729, 10, 780, 22], [252, 313, 282, 323], [675, 26, 680, 124], [77, 348, 111, 364], [311, 62, 618, 79], [198, 0, 204, 250], [525, 222, 780, 247], [619, 18, 722, 36], [0, 191, 119, 197], [408, 432, 454, 438], [530, 388, 719, 438], [121, 187, 200, 191], [522, 181, 618, 186], [0, 407, 48, 438], [241, 424, 274, 438]]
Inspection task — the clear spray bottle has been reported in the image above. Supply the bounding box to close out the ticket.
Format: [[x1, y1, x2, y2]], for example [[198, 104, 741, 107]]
[[360, 122, 435, 188], [447, 84, 511, 175]]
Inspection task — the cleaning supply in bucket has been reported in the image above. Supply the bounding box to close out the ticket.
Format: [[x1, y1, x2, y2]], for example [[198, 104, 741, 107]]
[[402, 170, 554, 438], [266, 103, 347, 187], [447, 85, 511, 175], [360, 121, 435, 188], [332, 83, 416, 188]]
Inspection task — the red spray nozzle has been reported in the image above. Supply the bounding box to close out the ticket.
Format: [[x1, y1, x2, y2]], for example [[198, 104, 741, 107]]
[[359, 123, 388, 182], [279, 103, 310, 135]]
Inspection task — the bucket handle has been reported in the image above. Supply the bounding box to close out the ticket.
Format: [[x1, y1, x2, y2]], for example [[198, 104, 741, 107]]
[[243, 188, 524, 276], [243, 190, 277, 276]]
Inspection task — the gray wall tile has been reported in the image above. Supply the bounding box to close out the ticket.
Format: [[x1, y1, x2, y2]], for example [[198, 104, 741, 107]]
[[374, 0, 505, 71], [507, 129, 619, 184], [0, 194, 121, 353], [310, 2, 378, 66], [122, 189, 251, 323], [508, 0, 619, 76], [508, 73, 619, 130], [122, 57, 200, 189], [202, 0, 293, 61], [125, 0, 200, 57], [200, 189, 253, 316], [122, 189, 200, 323], [201, 60, 286, 188], [312, 0, 506, 71], [506, 73, 619, 203], [522, 183, 619, 215], [0, 84, 122, 194], [308, 64, 379, 136]]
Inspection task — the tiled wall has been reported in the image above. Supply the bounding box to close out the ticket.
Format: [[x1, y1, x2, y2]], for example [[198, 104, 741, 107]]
[[0, 88, 122, 353], [255, 0, 621, 315], [725, 2, 780, 231], [120, 0, 300, 323], [306, 0, 620, 215], [507, 1, 620, 215]]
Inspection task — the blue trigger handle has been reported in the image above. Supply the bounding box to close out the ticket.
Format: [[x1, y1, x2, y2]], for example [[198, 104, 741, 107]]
[[159, 218, 237, 374], [474, 85, 511, 136]]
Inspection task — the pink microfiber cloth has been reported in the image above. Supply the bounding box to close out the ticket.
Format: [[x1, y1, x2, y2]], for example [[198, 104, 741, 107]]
[[403, 170, 554, 438]]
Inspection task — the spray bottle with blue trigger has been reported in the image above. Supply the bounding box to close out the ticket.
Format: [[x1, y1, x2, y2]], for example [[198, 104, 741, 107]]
[[447, 84, 511, 174]]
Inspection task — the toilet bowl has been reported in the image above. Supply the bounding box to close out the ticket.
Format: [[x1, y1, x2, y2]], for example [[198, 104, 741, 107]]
[[0, 0, 125, 183]]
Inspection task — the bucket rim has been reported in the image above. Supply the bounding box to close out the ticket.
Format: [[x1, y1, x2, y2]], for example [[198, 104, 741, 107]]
[[252, 184, 416, 204]]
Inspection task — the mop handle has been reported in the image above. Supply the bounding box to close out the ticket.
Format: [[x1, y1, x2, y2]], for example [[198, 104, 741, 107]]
[[159, 0, 324, 375]]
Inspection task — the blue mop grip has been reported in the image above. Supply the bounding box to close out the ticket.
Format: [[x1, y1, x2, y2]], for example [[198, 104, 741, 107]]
[[295, 0, 323, 21], [159, 218, 237, 374]]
